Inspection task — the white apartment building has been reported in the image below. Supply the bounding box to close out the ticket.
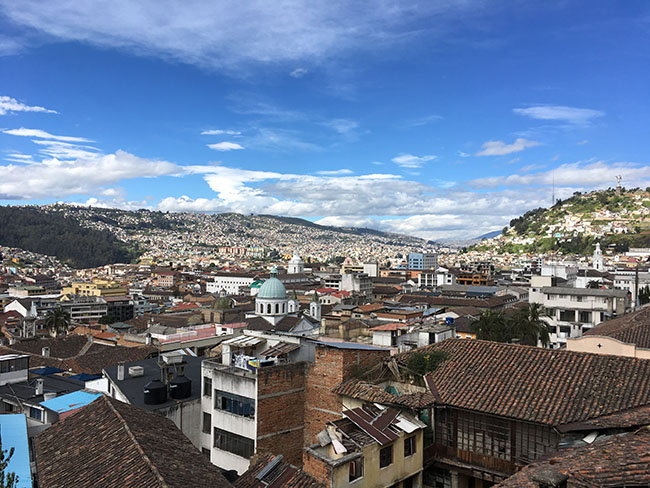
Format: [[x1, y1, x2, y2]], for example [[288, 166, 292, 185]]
[[530, 284, 629, 347], [206, 273, 258, 296]]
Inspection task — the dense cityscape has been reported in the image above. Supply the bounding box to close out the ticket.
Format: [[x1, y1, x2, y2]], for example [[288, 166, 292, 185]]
[[2, 1, 650, 487]]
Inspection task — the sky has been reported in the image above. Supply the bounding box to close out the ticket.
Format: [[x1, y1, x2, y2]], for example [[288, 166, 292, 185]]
[[1, 1, 649, 241]]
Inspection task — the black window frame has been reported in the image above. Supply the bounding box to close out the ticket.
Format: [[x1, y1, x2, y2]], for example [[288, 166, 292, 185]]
[[203, 376, 212, 397], [213, 427, 254, 458], [202, 411, 211, 434], [349, 456, 364, 482], [379, 444, 393, 468], [214, 390, 255, 418], [404, 435, 416, 457]]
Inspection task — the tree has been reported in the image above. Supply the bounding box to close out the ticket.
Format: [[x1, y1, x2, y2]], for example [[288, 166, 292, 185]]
[[44, 307, 71, 337], [0, 437, 18, 488], [471, 304, 550, 347], [508, 303, 550, 347], [98, 314, 116, 325], [470, 310, 509, 343]]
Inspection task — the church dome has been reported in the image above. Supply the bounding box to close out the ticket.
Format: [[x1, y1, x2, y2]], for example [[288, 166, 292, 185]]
[[257, 266, 287, 299], [289, 254, 303, 264]]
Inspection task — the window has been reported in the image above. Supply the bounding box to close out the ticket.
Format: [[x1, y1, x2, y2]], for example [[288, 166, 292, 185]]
[[29, 407, 42, 421], [201, 448, 210, 458], [213, 427, 254, 458], [379, 444, 393, 468], [214, 390, 255, 418], [349, 457, 364, 482], [202, 412, 211, 434], [203, 376, 212, 397], [404, 435, 416, 457]]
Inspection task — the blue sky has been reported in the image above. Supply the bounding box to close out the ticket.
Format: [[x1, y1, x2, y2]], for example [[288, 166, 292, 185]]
[[1, 1, 649, 240]]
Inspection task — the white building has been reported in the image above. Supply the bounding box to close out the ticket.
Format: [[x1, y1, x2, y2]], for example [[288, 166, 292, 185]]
[[287, 254, 305, 275], [206, 273, 258, 296], [530, 285, 629, 347]]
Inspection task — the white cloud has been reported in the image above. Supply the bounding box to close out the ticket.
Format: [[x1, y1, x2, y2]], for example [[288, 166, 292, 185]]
[[514, 105, 604, 125], [290, 68, 308, 78], [3, 127, 92, 142], [207, 141, 244, 151], [316, 169, 353, 175], [476, 138, 540, 156], [0, 96, 57, 116], [0, 1, 482, 71], [401, 114, 443, 128], [324, 119, 358, 135], [470, 161, 650, 189], [391, 153, 436, 168], [201, 129, 241, 135], [31, 139, 101, 160], [0, 150, 179, 200], [244, 128, 320, 152]]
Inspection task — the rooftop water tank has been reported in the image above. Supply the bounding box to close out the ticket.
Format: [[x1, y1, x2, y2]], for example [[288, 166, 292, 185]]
[[144, 379, 167, 405], [169, 375, 192, 399]]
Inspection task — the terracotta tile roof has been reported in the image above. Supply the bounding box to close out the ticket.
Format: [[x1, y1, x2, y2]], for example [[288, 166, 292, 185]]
[[497, 427, 650, 487], [234, 453, 322, 488], [397, 294, 511, 309], [370, 322, 407, 331], [356, 303, 386, 313], [333, 378, 437, 409], [409, 339, 650, 426], [584, 306, 650, 349], [558, 404, 650, 432], [3, 335, 156, 374], [10, 335, 89, 358], [34, 395, 231, 488]]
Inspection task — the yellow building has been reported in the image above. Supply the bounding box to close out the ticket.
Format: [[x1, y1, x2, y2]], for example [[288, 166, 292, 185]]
[[304, 406, 425, 488], [62, 279, 126, 297]]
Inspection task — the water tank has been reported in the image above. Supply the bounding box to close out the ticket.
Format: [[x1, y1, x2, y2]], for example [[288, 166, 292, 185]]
[[169, 375, 192, 399], [144, 379, 167, 405]]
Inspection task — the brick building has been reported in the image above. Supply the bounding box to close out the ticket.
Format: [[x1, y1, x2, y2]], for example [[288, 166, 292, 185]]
[[304, 341, 391, 447]]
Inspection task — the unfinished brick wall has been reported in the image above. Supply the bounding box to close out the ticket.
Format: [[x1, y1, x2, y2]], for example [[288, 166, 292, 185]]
[[304, 345, 388, 447], [256, 362, 307, 466], [302, 449, 332, 486]]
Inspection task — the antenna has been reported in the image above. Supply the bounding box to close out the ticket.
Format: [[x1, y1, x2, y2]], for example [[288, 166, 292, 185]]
[[552, 171, 555, 206]]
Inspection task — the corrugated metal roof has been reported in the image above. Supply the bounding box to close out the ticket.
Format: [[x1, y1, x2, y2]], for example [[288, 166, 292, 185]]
[[260, 342, 300, 357], [40, 391, 101, 414], [223, 335, 265, 347]]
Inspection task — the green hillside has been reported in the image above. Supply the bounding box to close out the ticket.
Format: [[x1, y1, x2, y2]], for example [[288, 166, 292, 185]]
[[0, 206, 140, 268], [469, 188, 650, 255]]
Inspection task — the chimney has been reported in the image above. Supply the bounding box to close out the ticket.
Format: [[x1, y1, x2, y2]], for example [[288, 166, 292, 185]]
[[145, 333, 152, 345], [117, 362, 125, 381], [35, 378, 44, 396], [41, 347, 50, 357]]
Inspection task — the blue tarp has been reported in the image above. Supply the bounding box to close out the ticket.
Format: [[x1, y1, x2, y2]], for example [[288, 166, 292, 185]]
[[40, 391, 101, 414], [0, 414, 33, 488], [30, 367, 65, 376]]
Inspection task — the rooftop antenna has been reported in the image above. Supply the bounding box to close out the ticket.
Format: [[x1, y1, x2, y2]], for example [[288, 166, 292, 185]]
[[552, 171, 555, 206]]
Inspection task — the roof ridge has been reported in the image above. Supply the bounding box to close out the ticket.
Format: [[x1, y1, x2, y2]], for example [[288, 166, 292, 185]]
[[104, 396, 169, 488]]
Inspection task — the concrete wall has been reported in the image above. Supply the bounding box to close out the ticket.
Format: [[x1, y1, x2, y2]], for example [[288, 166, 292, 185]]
[[306, 430, 424, 488], [567, 335, 650, 359], [161, 398, 202, 449]]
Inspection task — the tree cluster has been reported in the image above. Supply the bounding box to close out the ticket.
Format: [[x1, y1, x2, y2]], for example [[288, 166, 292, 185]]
[[470, 304, 550, 347], [0, 206, 140, 268]]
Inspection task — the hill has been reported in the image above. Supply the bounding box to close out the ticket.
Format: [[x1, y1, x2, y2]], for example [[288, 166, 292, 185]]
[[468, 188, 650, 255], [0, 206, 138, 268], [0, 205, 434, 268]]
